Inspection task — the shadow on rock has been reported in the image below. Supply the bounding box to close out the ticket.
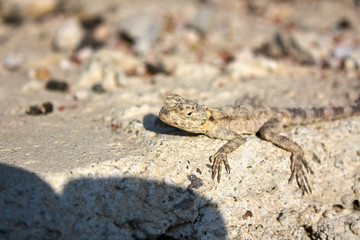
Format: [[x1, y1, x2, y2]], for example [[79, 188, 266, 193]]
[[0, 163, 226, 240], [143, 113, 198, 137]]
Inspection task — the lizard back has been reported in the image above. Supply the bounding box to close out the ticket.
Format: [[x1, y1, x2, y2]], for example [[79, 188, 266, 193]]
[[208, 104, 360, 134]]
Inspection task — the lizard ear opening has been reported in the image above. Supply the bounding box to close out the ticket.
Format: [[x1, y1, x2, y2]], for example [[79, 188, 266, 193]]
[[187, 112, 192, 116]]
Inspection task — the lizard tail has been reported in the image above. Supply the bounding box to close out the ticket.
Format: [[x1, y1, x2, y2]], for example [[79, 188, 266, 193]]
[[288, 105, 360, 125]]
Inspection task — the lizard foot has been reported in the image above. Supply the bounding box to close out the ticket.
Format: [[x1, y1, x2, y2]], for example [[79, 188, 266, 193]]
[[289, 152, 313, 194], [210, 152, 231, 183]]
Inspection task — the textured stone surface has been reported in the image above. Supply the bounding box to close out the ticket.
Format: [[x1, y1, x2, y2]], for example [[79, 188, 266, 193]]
[[52, 18, 84, 52], [1, 0, 360, 239]]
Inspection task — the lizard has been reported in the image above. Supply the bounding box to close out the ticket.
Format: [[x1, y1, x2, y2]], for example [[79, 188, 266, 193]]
[[159, 94, 360, 194]]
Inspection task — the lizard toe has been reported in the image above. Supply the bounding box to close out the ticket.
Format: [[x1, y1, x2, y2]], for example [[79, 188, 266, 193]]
[[224, 161, 231, 174], [296, 169, 312, 194], [289, 153, 312, 194], [211, 152, 229, 183], [211, 156, 221, 182]]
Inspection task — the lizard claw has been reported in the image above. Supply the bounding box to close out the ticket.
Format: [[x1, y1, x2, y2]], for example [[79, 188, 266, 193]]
[[210, 152, 231, 183], [289, 152, 313, 194]]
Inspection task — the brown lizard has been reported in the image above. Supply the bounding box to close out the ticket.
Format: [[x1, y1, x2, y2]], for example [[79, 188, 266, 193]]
[[159, 94, 360, 194]]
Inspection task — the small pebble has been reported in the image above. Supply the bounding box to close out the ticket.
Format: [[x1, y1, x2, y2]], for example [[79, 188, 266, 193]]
[[22, 80, 44, 92], [332, 45, 352, 59], [111, 121, 120, 130], [29, 68, 51, 81], [145, 62, 168, 75], [26, 102, 53, 115], [70, 103, 78, 109], [118, 14, 162, 54], [74, 90, 89, 101], [3, 53, 22, 71], [254, 32, 314, 65], [59, 58, 74, 69], [1, 9, 23, 25], [71, 47, 93, 65], [52, 18, 84, 52], [77, 33, 105, 50], [92, 83, 106, 93], [337, 18, 351, 30], [218, 49, 235, 68], [187, 174, 204, 189], [46, 80, 69, 92], [118, 31, 135, 46], [242, 210, 253, 220], [80, 15, 104, 30], [93, 24, 110, 42], [1, 0, 58, 22]]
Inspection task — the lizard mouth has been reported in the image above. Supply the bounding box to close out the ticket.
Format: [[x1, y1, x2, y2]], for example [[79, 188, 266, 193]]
[[159, 107, 169, 122], [159, 107, 178, 128]]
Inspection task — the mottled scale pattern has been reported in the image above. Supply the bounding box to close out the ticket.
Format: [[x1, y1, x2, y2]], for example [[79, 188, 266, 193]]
[[286, 105, 360, 125]]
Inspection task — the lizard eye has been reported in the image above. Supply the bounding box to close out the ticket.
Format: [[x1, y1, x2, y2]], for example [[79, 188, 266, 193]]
[[187, 111, 192, 116]]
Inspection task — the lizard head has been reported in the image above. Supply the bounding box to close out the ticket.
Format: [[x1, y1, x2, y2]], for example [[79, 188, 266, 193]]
[[159, 94, 208, 133]]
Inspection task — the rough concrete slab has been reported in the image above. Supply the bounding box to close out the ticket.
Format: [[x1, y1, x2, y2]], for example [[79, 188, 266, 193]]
[[1, 0, 360, 239]]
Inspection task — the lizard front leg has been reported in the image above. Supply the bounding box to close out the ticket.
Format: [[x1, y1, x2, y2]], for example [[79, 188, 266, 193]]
[[258, 118, 313, 194], [208, 128, 246, 183]]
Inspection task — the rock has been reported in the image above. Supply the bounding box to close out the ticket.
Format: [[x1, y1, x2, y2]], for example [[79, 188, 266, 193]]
[[254, 32, 315, 65], [71, 47, 94, 65], [28, 68, 52, 81], [91, 83, 106, 94], [118, 14, 163, 54], [77, 48, 142, 90], [226, 50, 278, 80], [92, 23, 110, 43], [332, 45, 353, 59], [45, 79, 69, 92], [189, 3, 213, 35], [26, 102, 53, 115], [52, 18, 84, 53], [73, 90, 89, 101], [22, 80, 44, 92], [145, 62, 169, 76], [0, 0, 59, 23], [3, 52, 22, 71], [336, 17, 352, 30]]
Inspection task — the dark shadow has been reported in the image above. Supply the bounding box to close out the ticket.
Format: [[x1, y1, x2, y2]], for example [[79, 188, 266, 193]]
[[0, 163, 226, 240], [143, 113, 199, 137]]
